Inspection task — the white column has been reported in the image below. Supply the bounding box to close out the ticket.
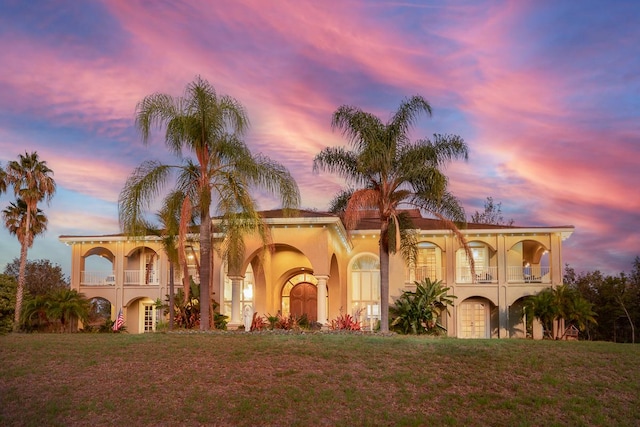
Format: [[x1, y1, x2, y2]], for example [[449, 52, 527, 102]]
[[316, 275, 329, 326], [499, 285, 509, 338], [229, 276, 243, 324]]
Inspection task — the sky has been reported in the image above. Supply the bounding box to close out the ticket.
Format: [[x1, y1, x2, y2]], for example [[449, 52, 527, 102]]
[[0, 0, 638, 278]]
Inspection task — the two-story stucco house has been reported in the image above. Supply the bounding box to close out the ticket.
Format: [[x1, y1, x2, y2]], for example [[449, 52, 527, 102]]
[[59, 209, 574, 337]]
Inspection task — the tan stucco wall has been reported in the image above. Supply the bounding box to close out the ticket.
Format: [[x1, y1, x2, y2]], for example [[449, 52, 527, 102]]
[[61, 219, 573, 337]]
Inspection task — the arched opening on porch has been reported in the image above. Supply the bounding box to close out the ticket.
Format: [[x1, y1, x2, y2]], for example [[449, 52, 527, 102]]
[[125, 246, 159, 286], [455, 241, 498, 284], [507, 240, 550, 283], [81, 247, 115, 285]]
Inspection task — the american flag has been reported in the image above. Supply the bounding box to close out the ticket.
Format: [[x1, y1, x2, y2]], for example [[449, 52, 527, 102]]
[[113, 308, 124, 331]]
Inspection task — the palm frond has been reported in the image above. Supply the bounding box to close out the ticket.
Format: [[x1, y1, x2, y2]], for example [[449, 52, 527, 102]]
[[312, 147, 360, 182], [387, 95, 432, 142], [343, 188, 380, 232], [118, 160, 175, 235], [135, 93, 179, 146]]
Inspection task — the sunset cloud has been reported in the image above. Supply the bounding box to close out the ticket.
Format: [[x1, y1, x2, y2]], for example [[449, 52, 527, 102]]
[[0, 0, 637, 276]]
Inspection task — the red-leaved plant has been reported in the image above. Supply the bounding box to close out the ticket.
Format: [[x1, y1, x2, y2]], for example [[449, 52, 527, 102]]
[[329, 309, 362, 331], [250, 312, 267, 331]]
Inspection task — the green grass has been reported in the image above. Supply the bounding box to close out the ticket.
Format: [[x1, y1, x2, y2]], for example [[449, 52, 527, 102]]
[[1, 332, 639, 426]]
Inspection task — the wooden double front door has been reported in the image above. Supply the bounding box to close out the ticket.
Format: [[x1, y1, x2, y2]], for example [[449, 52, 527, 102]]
[[289, 282, 317, 323]]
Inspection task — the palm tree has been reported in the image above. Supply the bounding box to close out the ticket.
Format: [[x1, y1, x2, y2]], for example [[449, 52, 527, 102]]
[[525, 285, 597, 339], [21, 294, 51, 331], [2, 198, 49, 331], [120, 76, 300, 330], [313, 96, 469, 332], [0, 163, 7, 194], [552, 284, 574, 338], [565, 294, 597, 337], [154, 189, 194, 330], [46, 289, 90, 333], [524, 288, 557, 338]]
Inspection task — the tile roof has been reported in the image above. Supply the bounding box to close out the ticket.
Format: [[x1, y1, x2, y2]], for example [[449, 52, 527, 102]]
[[59, 208, 573, 240]]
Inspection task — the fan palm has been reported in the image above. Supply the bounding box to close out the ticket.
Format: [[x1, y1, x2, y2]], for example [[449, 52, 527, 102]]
[[120, 76, 300, 330], [45, 289, 90, 333], [313, 96, 469, 332], [2, 197, 49, 331], [21, 294, 51, 331], [565, 294, 597, 333], [524, 288, 557, 338]]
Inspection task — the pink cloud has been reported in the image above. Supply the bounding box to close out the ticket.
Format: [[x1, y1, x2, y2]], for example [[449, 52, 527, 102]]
[[1, 0, 636, 277]]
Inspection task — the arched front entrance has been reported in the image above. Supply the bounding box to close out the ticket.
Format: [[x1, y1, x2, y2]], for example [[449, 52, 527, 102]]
[[290, 282, 317, 322], [281, 273, 319, 322]]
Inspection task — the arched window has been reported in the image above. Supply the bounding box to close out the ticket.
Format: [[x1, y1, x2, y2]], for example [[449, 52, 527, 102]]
[[456, 242, 495, 283], [350, 254, 380, 330], [407, 242, 444, 283]]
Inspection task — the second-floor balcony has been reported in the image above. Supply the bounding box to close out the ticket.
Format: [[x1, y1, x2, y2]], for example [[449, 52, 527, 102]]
[[81, 271, 115, 286], [457, 266, 498, 284], [507, 266, 550, 284], [124, 269, 159, 286], [81, 267, 202, 287], [406, 266, 446, 284], [81, 270, 160, 286]]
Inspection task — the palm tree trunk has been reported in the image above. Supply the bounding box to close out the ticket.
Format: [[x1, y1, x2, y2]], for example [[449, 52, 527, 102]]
[[379, 249, 390, 333], [169, 261, 175, 331], [199, 212, 211, 331], [181, 254, 190, 305], [13, 241, 28, 331]]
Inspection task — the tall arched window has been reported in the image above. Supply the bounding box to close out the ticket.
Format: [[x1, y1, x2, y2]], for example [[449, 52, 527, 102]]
[[407, 242, 444, 283], [456, 242, 495, 283], [350, 254, 380, 330]]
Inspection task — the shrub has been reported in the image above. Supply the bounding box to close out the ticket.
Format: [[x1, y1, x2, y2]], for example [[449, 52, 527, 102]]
[[329, 309, 362, 331], [250, 312, 267, 331], [390, 278, 456, 335]]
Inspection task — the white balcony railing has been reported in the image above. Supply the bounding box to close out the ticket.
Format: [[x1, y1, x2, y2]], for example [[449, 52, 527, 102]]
[[456, 266, 498, 284], [124, 269, 159, 286], [81, 271, 115, 286], [507, 266, 550, 283], [81, 266, 202, 287], [406, 266, 446, 284]]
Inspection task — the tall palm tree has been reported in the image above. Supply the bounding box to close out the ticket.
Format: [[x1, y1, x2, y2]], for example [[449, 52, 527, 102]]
[[120, 76, 300, 330], [2, 198, 49, 331], [313, 96, 469, 332]]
